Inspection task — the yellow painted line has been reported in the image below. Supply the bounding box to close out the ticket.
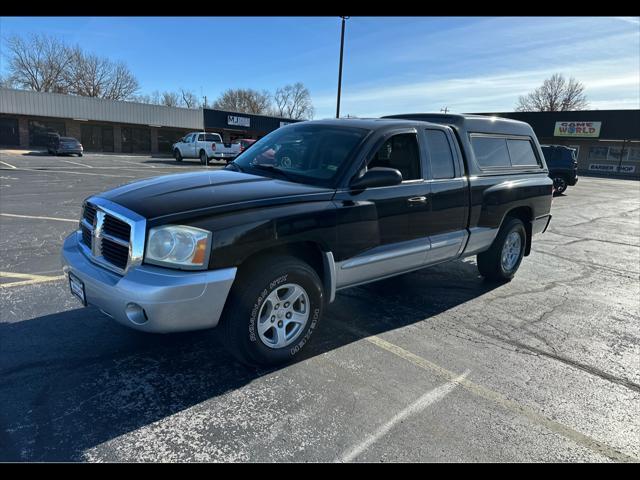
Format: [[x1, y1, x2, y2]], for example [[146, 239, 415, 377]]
[[1, 213, 77, 223], [340, 324, 638, 463], [0, 160, 17, 169], [0, 271, 66, 288]]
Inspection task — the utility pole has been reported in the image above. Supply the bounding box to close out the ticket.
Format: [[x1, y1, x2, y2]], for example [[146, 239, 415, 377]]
[[336, 16, 349, 119], [440, 107, 450, 114]]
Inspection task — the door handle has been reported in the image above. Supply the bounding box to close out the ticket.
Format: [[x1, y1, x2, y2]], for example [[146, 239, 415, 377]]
[[407, 196, 428, 204]]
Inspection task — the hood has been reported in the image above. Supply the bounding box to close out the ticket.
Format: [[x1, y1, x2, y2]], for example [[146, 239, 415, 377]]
[[97, 170, 334, 221]]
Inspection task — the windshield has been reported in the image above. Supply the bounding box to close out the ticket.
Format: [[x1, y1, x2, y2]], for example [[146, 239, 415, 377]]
[[229, 123, 370, 187]]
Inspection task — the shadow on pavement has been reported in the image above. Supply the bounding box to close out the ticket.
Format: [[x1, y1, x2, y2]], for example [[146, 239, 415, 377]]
[[0, 258, 500, 461]]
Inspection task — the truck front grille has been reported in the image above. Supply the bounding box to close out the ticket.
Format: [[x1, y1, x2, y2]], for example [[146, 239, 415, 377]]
[[101, 238, 129, 270], [79, 199, 145, 275], [103, 215, 131, 241]]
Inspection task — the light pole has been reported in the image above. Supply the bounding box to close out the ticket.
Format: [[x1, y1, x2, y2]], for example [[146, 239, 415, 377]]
[[336, 16, 349, 119]]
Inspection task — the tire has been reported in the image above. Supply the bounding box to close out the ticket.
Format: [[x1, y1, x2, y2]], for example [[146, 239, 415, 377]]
[[174, 149, 182, 162], [477, 217, 526, 282], [553, 176, 567, 195], [199, 150, 209, 166], [221, 255, 324, 367], [78, 153, 83, 157]]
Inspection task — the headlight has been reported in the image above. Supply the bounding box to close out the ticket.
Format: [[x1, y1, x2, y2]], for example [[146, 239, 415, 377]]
[[145, 225, 211, 269]]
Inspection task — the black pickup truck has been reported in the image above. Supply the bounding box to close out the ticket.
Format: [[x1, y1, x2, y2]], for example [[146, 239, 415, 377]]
[[62, 114, 553, 366]]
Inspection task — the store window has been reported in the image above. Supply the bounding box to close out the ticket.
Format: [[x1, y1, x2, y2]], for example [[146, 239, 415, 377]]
[[628, 148, 640, 163], [587, 147, 608, 161], [0, 117, 19, 146], [158, 129, 187, 153], [121, 127, 151, 153], [29, 119, 66, 146], [102, 126, 114, 152]]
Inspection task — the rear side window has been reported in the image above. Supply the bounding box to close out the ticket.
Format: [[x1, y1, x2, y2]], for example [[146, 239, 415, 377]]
[[507, 139, 539, 166], [425, 130, 455, 179], [203, 133, 221, 142], [471, 136, 510, 168]]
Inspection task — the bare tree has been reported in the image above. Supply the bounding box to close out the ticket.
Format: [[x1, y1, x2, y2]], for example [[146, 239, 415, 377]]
[[180, 88, 201, 108], [0, 74, 15, 88], [4, 33, 138, 100], [516, 74, 589, 112], [160, 91, 180, 107], [213, 88, 272, 114], [4, 34, 74, 93], [64, 48, 138, 100], [274, 82, 314, 119]]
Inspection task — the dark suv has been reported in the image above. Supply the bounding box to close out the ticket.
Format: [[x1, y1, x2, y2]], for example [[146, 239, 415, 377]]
[[541, 145, 578, 195]]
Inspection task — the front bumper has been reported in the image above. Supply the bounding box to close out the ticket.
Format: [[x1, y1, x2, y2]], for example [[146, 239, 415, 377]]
[[61, 231, 237, 333]]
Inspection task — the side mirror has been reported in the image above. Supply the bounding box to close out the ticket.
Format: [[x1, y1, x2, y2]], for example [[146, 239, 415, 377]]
[[350, 167, 403, 189]]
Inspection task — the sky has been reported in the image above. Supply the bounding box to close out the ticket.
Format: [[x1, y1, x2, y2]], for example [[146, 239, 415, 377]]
[[0, 16, 638, 118]]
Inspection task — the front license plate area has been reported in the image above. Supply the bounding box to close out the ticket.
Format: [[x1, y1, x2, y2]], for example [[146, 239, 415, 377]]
[[69, 272, 87, 306]]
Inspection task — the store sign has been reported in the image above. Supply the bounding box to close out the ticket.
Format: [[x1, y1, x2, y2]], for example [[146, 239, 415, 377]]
[[228, 115, 250, 128], [554, 121, 601, 138], [589, 163, 636, 173]]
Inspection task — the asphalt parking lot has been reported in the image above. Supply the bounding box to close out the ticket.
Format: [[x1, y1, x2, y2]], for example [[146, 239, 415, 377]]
[[1, 149, 639, 462]]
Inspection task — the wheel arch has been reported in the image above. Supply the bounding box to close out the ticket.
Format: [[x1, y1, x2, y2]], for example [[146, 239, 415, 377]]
[[500, 206, 533, 256], [234, 240, 334, 302]]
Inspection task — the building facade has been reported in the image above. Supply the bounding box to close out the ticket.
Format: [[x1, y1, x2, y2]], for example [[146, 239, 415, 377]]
[[475, 110, 640, 178], [0, 88, 298, 154], [203, 108, 299, 143]]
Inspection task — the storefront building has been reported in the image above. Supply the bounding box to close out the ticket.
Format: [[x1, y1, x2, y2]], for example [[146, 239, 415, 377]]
[[475, 110, 640, 178], [0, 88, 299, 154], [203, 108, 299, 142]]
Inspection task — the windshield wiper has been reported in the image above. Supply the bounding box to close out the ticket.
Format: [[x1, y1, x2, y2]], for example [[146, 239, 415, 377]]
[[251, 163, 297, 182]]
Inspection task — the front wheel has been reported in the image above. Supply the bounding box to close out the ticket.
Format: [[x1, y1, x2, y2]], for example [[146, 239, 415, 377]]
[[553, 176, 567, 195], [221, 255, 324, 366], [477, 217, 526, 282], [174, 149, 182, 162]]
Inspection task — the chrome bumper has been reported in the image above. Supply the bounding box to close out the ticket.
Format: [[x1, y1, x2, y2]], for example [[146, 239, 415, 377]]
[[61, 231, 237, 333]]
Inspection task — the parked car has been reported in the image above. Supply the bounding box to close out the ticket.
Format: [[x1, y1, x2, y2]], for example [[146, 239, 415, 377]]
[[172, 132, 241, 165], [47, 134, 83, 156], [540, 145, 579, 195], [62, 115, 553, 366]]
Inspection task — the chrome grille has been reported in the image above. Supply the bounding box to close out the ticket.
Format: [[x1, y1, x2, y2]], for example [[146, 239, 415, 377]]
[[78, 198, 146, 275]]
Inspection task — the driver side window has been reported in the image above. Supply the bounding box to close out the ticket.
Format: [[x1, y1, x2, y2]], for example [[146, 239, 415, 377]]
[[368, 133, 421, 181]]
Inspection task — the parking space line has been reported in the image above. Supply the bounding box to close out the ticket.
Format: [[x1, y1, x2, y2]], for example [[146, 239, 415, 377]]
[[105, 157, 157, 168], [0, 271, 66, 288], [60, 159, 94, 169], [1, 213, 77, 223], [338, 323, 638, 463], [338, 370, 470, 462], [2, 167, 135, 178], [0, 160, 17, 169]]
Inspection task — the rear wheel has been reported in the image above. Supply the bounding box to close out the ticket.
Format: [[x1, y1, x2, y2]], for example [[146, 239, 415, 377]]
[[221, 255, 324, 367], [477, 217, 526, 282], [553, 176, 567, 195], [174, 149, 182, 162], [200, 150, 209, 166]]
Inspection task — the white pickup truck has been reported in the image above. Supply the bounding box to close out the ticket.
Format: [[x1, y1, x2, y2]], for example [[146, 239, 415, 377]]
[[172, 132, 242, 165]]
